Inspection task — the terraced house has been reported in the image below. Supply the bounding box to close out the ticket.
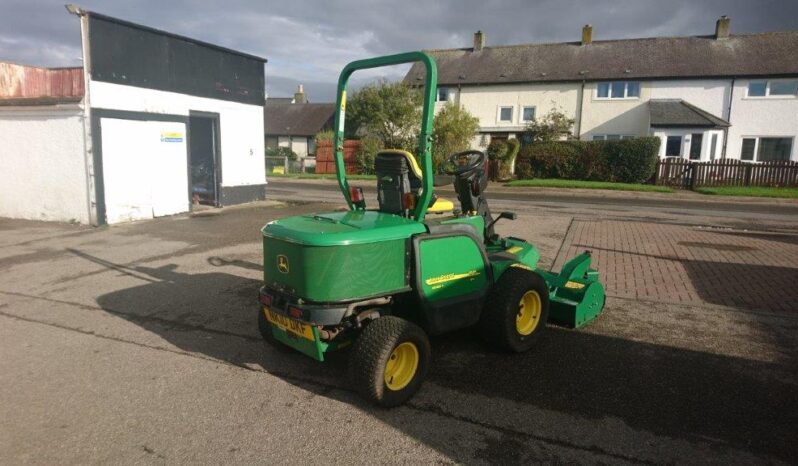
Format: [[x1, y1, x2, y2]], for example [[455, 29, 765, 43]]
[[404, 17, 798, 162]]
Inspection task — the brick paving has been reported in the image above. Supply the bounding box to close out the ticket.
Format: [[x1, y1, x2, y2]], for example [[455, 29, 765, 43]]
[[553, 220, 798, 313]]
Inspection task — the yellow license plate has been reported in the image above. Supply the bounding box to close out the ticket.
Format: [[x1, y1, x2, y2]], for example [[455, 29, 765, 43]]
[[264, 308, 314, 341]]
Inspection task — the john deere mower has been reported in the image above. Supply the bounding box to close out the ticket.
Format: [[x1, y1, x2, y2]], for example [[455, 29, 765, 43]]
[[258, 52, 605, 407]]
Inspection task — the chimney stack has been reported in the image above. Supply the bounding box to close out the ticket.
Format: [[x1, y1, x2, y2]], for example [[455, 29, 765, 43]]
[[715, 15, 730, 39], [581, 24, 593, 45], [473, 30, 485, 51], [294, 84, 306, 104]]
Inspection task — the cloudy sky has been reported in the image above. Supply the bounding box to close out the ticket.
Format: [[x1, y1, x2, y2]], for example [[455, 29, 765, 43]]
[[2, 0, 797, 101]]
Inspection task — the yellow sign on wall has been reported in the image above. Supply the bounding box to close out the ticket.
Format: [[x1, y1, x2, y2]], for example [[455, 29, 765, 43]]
[[160, 131, 184, 143]]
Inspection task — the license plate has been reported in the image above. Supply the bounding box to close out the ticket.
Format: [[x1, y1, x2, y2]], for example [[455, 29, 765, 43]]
[[264, 308, 314, 341]]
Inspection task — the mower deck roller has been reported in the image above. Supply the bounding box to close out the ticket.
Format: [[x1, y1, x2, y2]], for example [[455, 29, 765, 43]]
[[258, 51, 606, 407]]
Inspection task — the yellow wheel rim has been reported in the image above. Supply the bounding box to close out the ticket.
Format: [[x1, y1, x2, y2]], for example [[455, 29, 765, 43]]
[[384, 342, 419, 391], [516, 290, 542, 336]]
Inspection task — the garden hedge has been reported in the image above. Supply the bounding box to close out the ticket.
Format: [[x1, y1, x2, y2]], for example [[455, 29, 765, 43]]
[[515, 137, 661, 184]]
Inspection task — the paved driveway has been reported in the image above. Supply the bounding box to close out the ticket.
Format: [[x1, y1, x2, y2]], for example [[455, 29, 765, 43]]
[[555, 220, 798, 313], [1, 201, 797, 464]]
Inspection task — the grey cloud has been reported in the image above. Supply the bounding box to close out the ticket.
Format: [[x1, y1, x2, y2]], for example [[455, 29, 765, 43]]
[[1, 0, 796, 100]]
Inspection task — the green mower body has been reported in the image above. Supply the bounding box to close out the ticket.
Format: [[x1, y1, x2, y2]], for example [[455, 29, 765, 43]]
[[258, 51, 605, 406]]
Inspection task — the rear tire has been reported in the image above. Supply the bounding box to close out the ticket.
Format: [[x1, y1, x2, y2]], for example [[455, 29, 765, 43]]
[[480, 267, 550, 352], [348, 316, 430, 408]]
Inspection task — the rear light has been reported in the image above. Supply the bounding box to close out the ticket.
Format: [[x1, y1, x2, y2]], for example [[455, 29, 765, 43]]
[[259, 293, 273, 307], [349, 186, 364, 203], [288, 306, 303, 319], [402, 192, 417, 210]]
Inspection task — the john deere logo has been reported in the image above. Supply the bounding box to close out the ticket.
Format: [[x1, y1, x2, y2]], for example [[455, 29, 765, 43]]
[[277, 255, 289, 274]]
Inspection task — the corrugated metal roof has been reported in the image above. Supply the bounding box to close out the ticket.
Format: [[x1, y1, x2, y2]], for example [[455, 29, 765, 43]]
[[404, 32, 798, 85], [0, 62, 84, 104]]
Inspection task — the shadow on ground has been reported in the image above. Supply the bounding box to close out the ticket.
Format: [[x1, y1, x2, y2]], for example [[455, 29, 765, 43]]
[[573, 243, 798, 313], [83, 250, 798, 463]]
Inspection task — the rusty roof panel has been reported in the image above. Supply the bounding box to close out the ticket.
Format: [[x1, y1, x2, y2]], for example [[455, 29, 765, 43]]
[[0, 62, 84, 102]]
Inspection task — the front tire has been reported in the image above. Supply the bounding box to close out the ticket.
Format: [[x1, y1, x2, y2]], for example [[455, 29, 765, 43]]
[[480, 267, 550, 352], [348, 316, 431, 408]]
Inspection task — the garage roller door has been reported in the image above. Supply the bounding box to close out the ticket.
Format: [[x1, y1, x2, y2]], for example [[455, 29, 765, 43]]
[[100, 118, 188, 224]]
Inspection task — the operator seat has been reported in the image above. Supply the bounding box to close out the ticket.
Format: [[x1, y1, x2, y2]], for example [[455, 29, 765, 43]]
[[374, 150, 453, 215]]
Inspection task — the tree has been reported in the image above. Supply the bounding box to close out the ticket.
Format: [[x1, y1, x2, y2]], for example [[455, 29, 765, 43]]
[[431, 103, 480, 172], [522, 105, 575, 143], [346, 80, 422, 152]]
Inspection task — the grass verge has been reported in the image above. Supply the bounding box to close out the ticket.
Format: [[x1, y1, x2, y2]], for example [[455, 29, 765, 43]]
[[505, 179, 674, 193], [695, 186, 798, 199]]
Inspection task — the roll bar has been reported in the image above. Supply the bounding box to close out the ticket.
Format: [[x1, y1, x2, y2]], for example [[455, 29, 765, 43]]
[[332, 51, 437, 221]]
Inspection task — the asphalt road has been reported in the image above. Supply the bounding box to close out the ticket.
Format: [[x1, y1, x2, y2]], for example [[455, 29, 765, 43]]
[[1, 199, 797, 464], [266, 178, 798, 227]]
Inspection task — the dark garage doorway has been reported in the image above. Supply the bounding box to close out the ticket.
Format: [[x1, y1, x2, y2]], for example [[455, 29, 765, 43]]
[[188, 112, 221, 206]]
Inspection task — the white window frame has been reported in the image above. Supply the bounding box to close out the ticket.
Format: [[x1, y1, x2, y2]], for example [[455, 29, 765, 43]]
[[497, 105, 514, 124], [594, 81, 641, 100], [437, 87, 451, 102], [740, 136, 795, 162], [521, 106, 536, 122], [664, 135, 684, 157], [745, 79, 798, 99]]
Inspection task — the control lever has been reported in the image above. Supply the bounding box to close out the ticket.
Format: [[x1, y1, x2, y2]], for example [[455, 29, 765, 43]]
[[486, 211, 517, 232]]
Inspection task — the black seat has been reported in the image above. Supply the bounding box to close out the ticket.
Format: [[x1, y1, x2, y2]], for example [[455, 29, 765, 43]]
[[374, 150, 453, 215]]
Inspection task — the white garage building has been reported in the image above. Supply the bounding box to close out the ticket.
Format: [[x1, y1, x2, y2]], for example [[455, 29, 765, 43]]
[[0, 9, 267, 225]]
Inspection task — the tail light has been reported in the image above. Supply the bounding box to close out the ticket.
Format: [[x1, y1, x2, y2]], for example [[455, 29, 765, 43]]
[[402, 192, 417, 210], [259, 293, 273, 307], [349, 186, 364, 203], [288, 306, 303, 319]]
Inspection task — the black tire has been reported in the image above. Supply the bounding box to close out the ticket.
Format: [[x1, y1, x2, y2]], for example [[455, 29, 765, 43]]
[[480, 267, 550, 352], [348, 316, 431, 408]]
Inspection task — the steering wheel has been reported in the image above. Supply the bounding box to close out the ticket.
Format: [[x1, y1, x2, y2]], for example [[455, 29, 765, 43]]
[[442, 150, 486, 176]]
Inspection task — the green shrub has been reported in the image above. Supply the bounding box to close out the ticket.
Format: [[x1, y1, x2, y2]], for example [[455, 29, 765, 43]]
[[355, 136, 384, 175], [265, 146, 298, 160], [516, 137, 660, 183], [315, 129, 335, 143], [501, 138, 521, 178], [486, 139, 508, 161], [601, 137, 661, 183], [432, 103, 480, 173], [504, 138, 520, 162]]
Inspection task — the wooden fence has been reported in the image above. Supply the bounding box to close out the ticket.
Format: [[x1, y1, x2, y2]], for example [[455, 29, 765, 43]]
[[314, 140, 361, 174], [654, 158, 798, 189]]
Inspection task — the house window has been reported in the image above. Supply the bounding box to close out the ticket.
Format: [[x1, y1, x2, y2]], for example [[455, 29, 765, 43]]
[[665, 136, 682, 157], [596, 81, 641, 99], [521, 106, 536, 122], [689, 133, 703, 160], [741, 137, 793, 162], [498, 106, 513, 123], [747, 80, 798, 98], [709, 133, 719, 160], [437, 87, 451, 102], [626, 82, 640, 97], [308, 138, 317, 157], [741, 138, 756, 161], [770, 81, 798, 96]]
